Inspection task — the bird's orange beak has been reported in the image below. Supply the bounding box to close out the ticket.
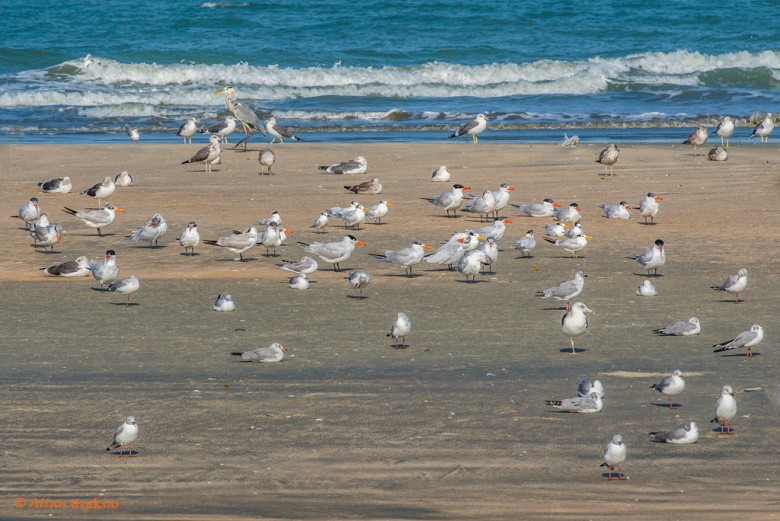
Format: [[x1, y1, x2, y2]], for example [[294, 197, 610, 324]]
[[115, 208, 125, 212], [457, 238, 465, 243], [655, 196, 664, 201], [356, 240, 366, 246], [503, 219, 512, 224], [284, 229, 293, 234], [422, 244, 432, 249], [585, 235, 593, 239], [462, 186, 471, 190], [56, 233, 61, 243], [624, 205, 632, 209], [575, 206, 581, 210], [385, 202, 392, 206], [563, 224, 571, 229], [507, 186, 515, 191], [553, 203, 561, 207]]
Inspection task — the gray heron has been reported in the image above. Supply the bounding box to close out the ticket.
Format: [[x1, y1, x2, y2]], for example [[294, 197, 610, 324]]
[[213, 86, 265, 150]]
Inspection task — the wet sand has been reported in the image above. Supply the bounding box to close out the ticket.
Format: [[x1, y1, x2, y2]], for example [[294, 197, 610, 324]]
[[2, 141, 779, 520]]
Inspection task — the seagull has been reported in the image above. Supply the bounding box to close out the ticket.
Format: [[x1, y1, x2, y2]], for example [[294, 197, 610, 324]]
[[257, 211, 282, 227], [114, 170, 134, 187], [554, 203, 582, 223], [597, 201, 632, 219], [711, 385, 737, 434], [713, 324, 763, 358], [346, 270, 371, 299], [325, 201, 367, 229], [203, 226, 258, 261], [41, 256, 91, 277], [543, 230, 591, 259], [179, 221, 200, 255], [365, 200, 391, 224], [711, 267, 747, 303], [279, 256, 318, 275], [256, 222, 293, 256], [561, 302, 593, 354], [298, 235, 365, 271], [596, 143, 619, 175], [463, 190, 497, 222], [38, 176, 72, 193], [471, 218, 511, 241], [633, 239, 665, 275], [387, 311, 411, 348], [477, 236, 499, 273], [560, 132, 579, 147], [128, 213, 168, 247], [344, 177, 382, 195], [636, 279, 657, 296], [546, 391, 603, 413], [422, 183, 471, 218], [448, 114, 488, 143], [514, 230, 536, 257], [90, 249, 119, 290], [538, 271, 586, 310], [288, 273, 310, 289], [650, 421, 699, 444], [708, 146, 728, 161], [512, 198, 560, 217], [182, 134, 221, 173], [265, 116, 301, 143], [253, 148, 277, 175], [715, 117, 734, 147], [544, 222, 570, 237], [31, 223, 62, 252], [177, 117, 198, 144], [457, 250, 487, 282], [81, 177, 115, 206], [490, 183, 515, 217], [601, 434, 627, 480], [319, 156, 368, 175], [309, 212, 329, 234], [748, 113, 774, 142], [63, 204, 124, 236], [638, 193, 663, 224], [106, 416, 139, 457], [577, 378, 605, 398], [213, 293, 236, 312], [108, 275, 140, 306], [28, 212, 50, 234], [431, 165, 451, 182], [202, 116, 237, 143], [683, 126, 708, 155], [650, 370, 685, 409], [653, 317, 700, 336], [231, 343, 286, 362], [14, 197, 41, 224], [124, 123, 140, 142], [373, 241, 432, 277]]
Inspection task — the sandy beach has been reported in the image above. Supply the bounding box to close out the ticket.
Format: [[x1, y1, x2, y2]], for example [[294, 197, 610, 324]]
[[2, 140, 779, 520]]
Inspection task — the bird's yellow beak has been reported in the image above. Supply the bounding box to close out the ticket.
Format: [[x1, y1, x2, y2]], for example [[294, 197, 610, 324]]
[[585, 235, 592, 239], [213, 88, 228, 95]]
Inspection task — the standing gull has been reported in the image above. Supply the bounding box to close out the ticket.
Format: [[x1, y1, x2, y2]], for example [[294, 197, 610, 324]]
[[387, 311, 412, 348], [298, 235, 365, 271], [106, 416, 139, 457], [653, 317, 700, 336], [81, 177, 115, 206], [544, 229, 591, 259], [213, 86, 265, 150], [258, 148, 276, 174], [457, 250, 486, 282], [177, 117, 198, 144], [108, 275, 140, 307], [319, 156, 368, 175], [683, 126, 709, 155], [214, 293, 236, 312], [448, 114, 488, 143], [346, 271, 371, 299], [265, 116, 301, 143], [650, 421, 699, 444], [596, 143, 619, 175], [41, 256, 91, 277], [711, 385, 737, 434], [463, 190, 497, 222], [490, 183, 515, 217], [538, 271, 586, 310], [203, 226, 258, 261], [232, 343, 286, 362], [181, 134, 221, 173], [325, 201, 366, 230], [202, 115, 237, 143], [713, 324, 763, 358], [638, 193, 663, 224], [650, 370, 685, 409], [366, 200, 391, 224], [63, 204, 124, 236], [38, 176, 72, 193], [561, 302, 593, 354], [748, 113, 774, 142], [179, 221, 200, 255], [309, 212, 329, 234], [715, 116, 734, 147], [129, 213, 168, 247], [31, 223, 62, 252], [422, 184, 471, 218], [711, 267, 747, 303], [601, 434, 627, 480]]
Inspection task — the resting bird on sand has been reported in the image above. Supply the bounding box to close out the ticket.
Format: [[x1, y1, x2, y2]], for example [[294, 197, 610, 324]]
[[344, 177, 382, 195]]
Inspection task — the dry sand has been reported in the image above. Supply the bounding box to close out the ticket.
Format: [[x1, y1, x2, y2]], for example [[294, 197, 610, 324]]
[[1, 140, 779, 520]]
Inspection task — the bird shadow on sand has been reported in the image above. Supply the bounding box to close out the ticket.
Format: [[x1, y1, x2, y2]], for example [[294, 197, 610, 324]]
[[633, 272, 663, 277], [90, 287, 110, 293], [638, 222, 658, 226], [542, 306, 568, 311], [129, 245, 167, 249], [559, 347, 587, 354], [712, 427, 736, 434], [718, 352, 760, 357], [215, 257, 258, 262], [33, 249, 62, 254], [111, 302, 140, 307], [382, 273, 425, 279], [651, 402, 683, 408], [179, 252, 200, 256], [455, 279, 489, 284], [600, 472, 627, 480], [715, 299, 744, 303], [366, 222, 388, 226], [390, 343, 409, 349], [106, 450, 139, 457], [347, 295, 369, 300]]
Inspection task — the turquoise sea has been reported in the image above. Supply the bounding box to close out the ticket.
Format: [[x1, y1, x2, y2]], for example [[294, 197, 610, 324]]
[[1, 0, 779, 143]]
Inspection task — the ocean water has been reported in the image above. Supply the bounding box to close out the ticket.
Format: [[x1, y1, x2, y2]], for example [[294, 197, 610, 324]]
[[1, 0, 779, 144]]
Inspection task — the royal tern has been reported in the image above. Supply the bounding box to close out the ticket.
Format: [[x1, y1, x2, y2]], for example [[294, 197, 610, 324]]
[[431, 165, 451, 182], [546, 391, 603, 413], [319, 156, 368, 175], [650, 370, 685, 409], [448, 114, 488, 143], [597, 201, 632, 219], [63, 204, 124, 236], [326, 201, 367, 230], [203, 226, 258, 261], [425, 238, 466, 270], [653, 317, 700, 336], [129, 213, 168, 247], [177, 117, 198, 144], [41, 256, 91, 277], [477, 236, 499, 273], [310, 212, 329, 234], [265, 116, 301, 143], [257, 222, 292, 257], [181, 134, 221, 173], [713, 324, 763, 358], [514, 230, 536, 257], [38, 176, 72, 193], [711, 267, 747, 303], [544, 222, 570, 237], [346, 270, 371, 299], [81, 177, 115, 206], [636, 279, 657, 296], [601, 434, 627, 480], [512, 198, 560, 217], [650, 421, 699, 444], [490, 183, 515, 217], [544, 230, 591, 259], [457, 250, 487, 282], [423, 183, 471, 218], [561, 302, 593, 354], [298, 235, 365, 271], [538, 271, 586, 310], [344, 177, 382, 195], [748, 113, 774, 142], [106, 416, 139, 457], [633, 239, 665, 276], [470, 218, 511, 241], [638, 193, 663, 224], [203, 116, 237, 143], [596, 143, 619, 175], [114, 170, 133, 187], [554, 203, 582, 223], [124, 123, 140, 142], [463, 189, 497, 222], [715, 116, 734, 147], [708, 146, 728, 161], [231, 343, 286, 362], [683, 126, 709, 155], [279, 256, 318, 275], [258, 148, 276, 174], [179, 221, 200, 255], [711, 385, 737, 433], [31, 222, 62, 252], [387, 311, 411, 348], [213, 293, 236, 312], [564, 222, 586, 239], [288, 273, 310, 289], [90, 250, 119, 290], [365, 200, 391, 224], [373, 241, 431, 277], [578, 378, 605, 398], [108, 275, 140, 306]]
